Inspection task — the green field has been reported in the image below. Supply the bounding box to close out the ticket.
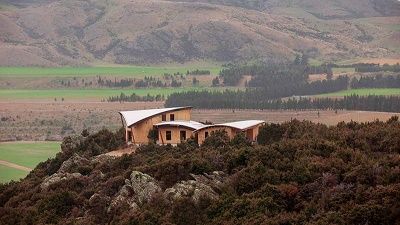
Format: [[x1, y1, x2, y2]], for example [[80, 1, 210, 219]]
[[332, 67, 355, 74], [0, 165, 29, 183], [317, 88, 400, 97], [0, 66, 222, 78], [0, 87, 238, 101], [0, 142, 60, 183]]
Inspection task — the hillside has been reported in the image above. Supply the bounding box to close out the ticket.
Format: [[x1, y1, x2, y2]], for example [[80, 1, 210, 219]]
[[0, 119, 399, 224], [0, 0, 399, 66]]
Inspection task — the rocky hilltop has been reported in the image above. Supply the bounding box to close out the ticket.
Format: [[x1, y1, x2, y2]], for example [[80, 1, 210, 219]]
[[0, 120, 399, 224]]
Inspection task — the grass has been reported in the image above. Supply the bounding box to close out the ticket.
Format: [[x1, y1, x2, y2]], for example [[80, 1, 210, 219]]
[[0, 87, 238, 101], [0, 141, 60, 168], [316, 88, 400, 97], [0, 66, 222, 78], [332, 67, 355, 74], [0, 141, 60, 183], [0, 165, 29, 183]]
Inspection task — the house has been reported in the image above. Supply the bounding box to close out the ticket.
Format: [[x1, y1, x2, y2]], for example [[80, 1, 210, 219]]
[[154, 120, 206, 145], [119, 106, 192, 144], [119, 107, 265, 145], [194, 120, 265, 145]]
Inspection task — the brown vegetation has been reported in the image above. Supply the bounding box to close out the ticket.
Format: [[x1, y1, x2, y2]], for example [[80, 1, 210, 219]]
[[0, 117, 399, 224]]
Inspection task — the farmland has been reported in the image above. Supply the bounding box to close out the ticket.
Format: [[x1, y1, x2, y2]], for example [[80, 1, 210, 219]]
[[316, 88, 400, 97], [0, 87, 236, 102], [0, 66, 222, 78], [0, 141, 60, 183]]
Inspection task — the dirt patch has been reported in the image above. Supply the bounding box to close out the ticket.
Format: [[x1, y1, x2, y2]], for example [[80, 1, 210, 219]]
[[0, 160, 31, 172], [104, 146, 137, 157]]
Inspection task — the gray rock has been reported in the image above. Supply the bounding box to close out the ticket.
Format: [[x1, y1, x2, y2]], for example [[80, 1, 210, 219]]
[[130, 171, 162, 205], [108, 171, 161, 212], [164, 171, 226, 203], [40, 172, 82, 190], [58, 153, 90, 173]]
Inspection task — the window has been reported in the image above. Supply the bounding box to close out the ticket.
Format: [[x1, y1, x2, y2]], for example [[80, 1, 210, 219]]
[[170, 114, 175, 121], [180, 130, 186, 140], [162, 114, 166, 121], [166, 131, 172, 140], [205, 131, 209, 138]]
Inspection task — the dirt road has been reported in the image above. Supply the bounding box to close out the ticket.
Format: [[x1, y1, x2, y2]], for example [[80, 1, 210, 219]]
[[0, 160, 32, 172]]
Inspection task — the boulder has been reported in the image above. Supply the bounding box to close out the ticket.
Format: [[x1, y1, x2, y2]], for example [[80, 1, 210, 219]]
[[40, 172, 82, 190], [164, 171, 226, 202], [58, 153, 90, 173], [130, 171, 162, 205], [108, 171, 161, 212]]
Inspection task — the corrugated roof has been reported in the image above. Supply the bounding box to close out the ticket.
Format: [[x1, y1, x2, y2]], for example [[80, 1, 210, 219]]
[[119, 106, 191, 127], [155, 120, 206, 130], [194, 120, 265, 132], [219, 120, 265, 130]]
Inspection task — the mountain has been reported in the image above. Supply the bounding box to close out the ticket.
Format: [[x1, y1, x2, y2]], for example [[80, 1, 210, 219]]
[[0, 0, 399, 66]]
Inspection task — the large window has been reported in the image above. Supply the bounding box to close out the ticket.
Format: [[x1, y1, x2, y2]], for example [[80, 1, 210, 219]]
[[205, 131, 209, 138], [180, 130, 186, 140], [170, 114, 175, 121], [166, 131, 172, 140], [162, 114, 166, 121]]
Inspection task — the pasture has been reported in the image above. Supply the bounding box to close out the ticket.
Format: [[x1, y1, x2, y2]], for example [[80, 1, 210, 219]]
[[0, 141, 60, 183], [316, 88, 400, 97], [0, 87, 240, 101], [0, 66, 222, 78]]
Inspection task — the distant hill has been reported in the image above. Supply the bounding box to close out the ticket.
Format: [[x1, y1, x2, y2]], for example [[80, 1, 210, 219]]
[[0, 0, 399, 66]]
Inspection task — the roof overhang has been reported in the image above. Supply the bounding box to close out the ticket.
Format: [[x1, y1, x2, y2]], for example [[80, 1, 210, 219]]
[[193, 120, 265, 133], [154, 120, 206, 130], [119, 106, 192, 128]]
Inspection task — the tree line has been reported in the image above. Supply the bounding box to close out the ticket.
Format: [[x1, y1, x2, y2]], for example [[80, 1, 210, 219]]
[[351, 74, 400, 89], [166, 92, 400, 112], [107, 93, 165, 102]]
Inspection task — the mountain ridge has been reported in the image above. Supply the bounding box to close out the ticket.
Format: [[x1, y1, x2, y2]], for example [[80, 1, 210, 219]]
[[0, 0, 399, 66]]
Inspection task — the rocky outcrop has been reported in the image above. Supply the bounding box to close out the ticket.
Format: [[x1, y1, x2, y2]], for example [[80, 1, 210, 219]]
[[108, 171, 162, 212], [58, 153, 90, 173], [164, 171, 226, 202], [108, 170, 227, 212], [40, 172, 82, 190]]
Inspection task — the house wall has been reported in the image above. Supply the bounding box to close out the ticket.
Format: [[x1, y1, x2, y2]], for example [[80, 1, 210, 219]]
[[126, 108, 191, 144], [157, 126, 195, 145], [196, 126, 238, 145], [197, 124, 263, 145], [244, 124, 262, 142]]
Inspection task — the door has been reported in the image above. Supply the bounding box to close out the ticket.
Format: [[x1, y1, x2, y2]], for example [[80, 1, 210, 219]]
[[180, 130, 186, 141]]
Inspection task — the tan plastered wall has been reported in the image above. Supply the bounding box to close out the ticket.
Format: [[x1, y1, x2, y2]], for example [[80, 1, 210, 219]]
[[197, 126, 237, 145], [157, 127, 194, 145], [197, 124, 263, 145], [126, 108, 191, 144]]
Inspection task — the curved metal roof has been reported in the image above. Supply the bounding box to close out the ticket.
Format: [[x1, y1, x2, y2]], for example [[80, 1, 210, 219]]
[[194, 120, 265, 133], [119, 106, 192, 127], [154, 120, 206, 130]]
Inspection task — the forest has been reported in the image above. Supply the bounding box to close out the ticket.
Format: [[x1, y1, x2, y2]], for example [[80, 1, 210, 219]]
[[0, 118, 399, 224], [164, 60, 400, 111], [107, 93, 165, 102], [166, 93, 400, 112]]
